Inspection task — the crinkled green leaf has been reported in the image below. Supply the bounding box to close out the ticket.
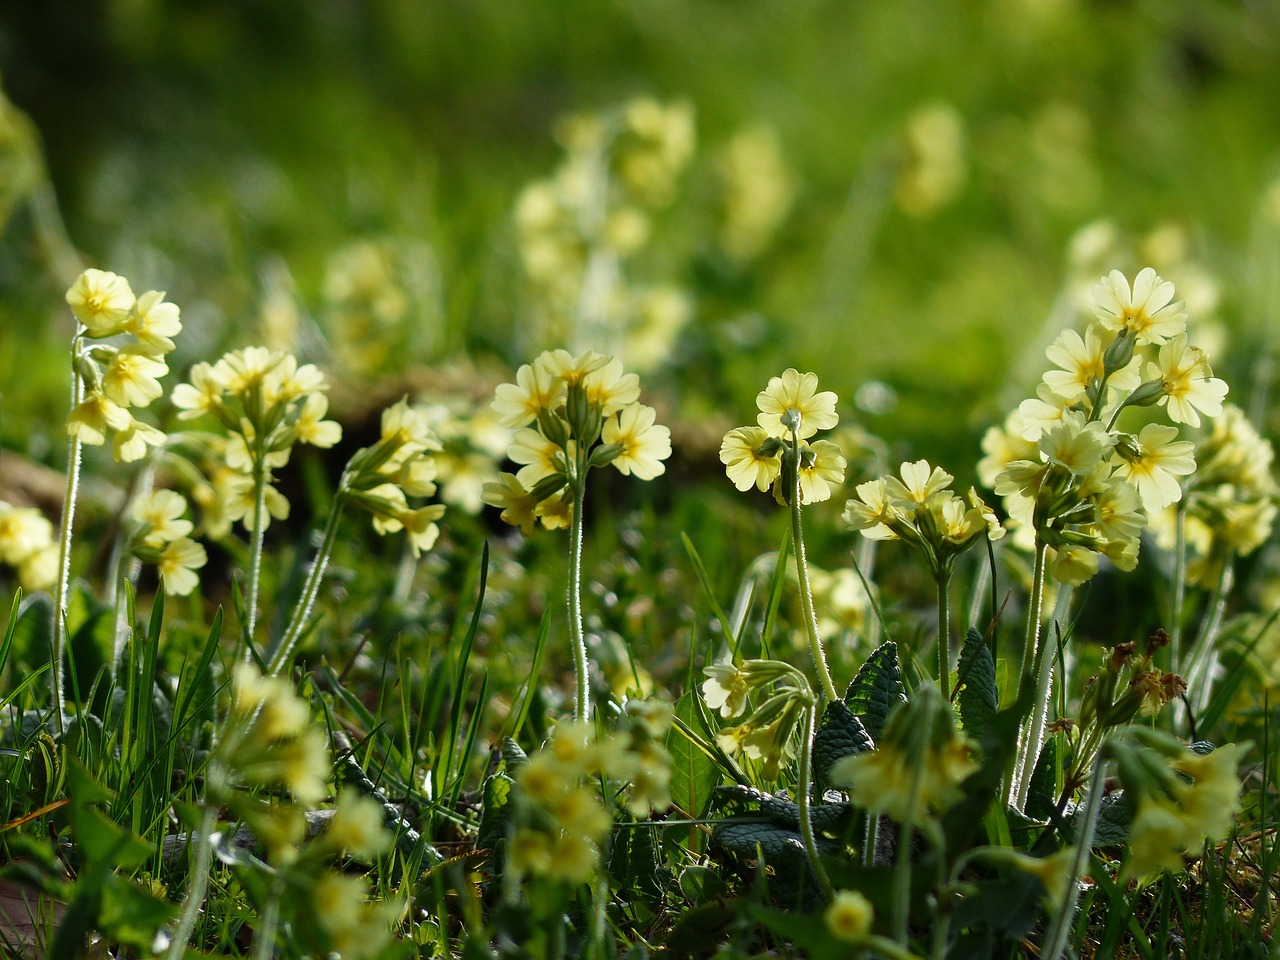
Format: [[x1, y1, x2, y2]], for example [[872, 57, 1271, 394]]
[[811, 700, 874, 791], [1026, 735, 1061, 822], [1087, 793, 1132, 847], [956, 627, 998, 747], [844, 641, 907, 743], [475, 772, 514, 854], [608, 819, 664, 905]]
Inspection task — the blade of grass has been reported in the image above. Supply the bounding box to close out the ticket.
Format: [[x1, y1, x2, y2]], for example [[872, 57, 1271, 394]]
[[507, 606, 551, 742], [758, 530, 791, 658], [681, 533, 737, 653]]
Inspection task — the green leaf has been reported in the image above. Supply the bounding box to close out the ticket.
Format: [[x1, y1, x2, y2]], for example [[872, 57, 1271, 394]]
[[956, 627, 998, 747], [1025, 734, 1060, 822], [1088, 793, 1132, 847], [97, 875, 176, 951], [475, 772, 514, 855], [608, 819, 664, 905], [666, 693, 721, 818], [811, 699, 874, 791], [843, 641, 907, 743]]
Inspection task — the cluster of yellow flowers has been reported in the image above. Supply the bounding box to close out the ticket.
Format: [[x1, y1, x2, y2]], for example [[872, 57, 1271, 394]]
[[844, 459, 1004, 577], [703, 659, 815, 781], [171, 346, 342, 533], [514, 98, 694, 366], [828, 685, 978, 831], [127, 489, 208, 596], [0, 500, 56, 590], [64, 269, 181, 463], [719, 368, 847, 504], [1111, 733, 1247, 880], [508, 709, 672, 885], [979, 267, 1228, 585], [481, 349, 671, 532]]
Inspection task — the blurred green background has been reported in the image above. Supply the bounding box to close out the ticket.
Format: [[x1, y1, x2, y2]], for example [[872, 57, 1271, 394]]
[[3, 0, 1280, 475]]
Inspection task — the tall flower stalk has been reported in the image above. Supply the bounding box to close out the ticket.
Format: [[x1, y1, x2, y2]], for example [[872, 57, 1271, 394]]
[[483, 350, 671, 720]]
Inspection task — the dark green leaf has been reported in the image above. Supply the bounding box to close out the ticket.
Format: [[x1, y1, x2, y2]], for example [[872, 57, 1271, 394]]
[[475, 772, 514, 854], [1026, 735, 1060, 822], [843, 641, 907, 743], [956, 627, 998, 748], [666, 693, 721, 818], [1088, 793, 1132, 847], [608, 818, 664, 904], [811, 700, 874, 792]]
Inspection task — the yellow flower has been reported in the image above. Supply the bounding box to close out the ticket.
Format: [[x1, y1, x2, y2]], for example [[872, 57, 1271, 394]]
[[110, 416, 167, 463], [978, 410, 1039, 488], [66, 268, 134, 337], [1004, 849, 1079, 908], [843, 478, 902, 540], [379, 396, 440, 456], [1125, 797, 1189, 879], [545, 832, 599, 884], [130, 489, 194, 547], [396, 503, 447, 557], [213, 346, 284, 396], [795, 439, 846, 503], [1146, 334, 1229, 428], [535, 348, 610, 386], [326, 787, 394, 860], [535, 490, 573, 530], [1091, 476, 1145, 544], [701, 661, 749, 719], [584, 357, 641, 416], [508, 829, 553, 876], [884, 459, 953, 510], [1113, 423, 1195, 512], [1091, 267, 1186, 346], [720, 425, 781, 492], [755, 368, 839, 440], [1042, 324, 1140, 402], [18, 545, 57, 591], [1048, 544, 1100, 586], [1040, 411, 1112, 477], [481, 473, 540, 535], [125, 290, 181, 355], [825, 889, 874, 942], [510, 427, 567, 487], [1170, 742, 1247, 844], [294, 393, 342, 447], [602, 403, 670, 480], [264, 355, 326, 407], [155, 536, 207, 596], [1017, 383, 1069, 442], [171, 362, 229, 420], [0, 502, 53, 566], [492, 361, 565, 428], [66, 391, 132, 445]]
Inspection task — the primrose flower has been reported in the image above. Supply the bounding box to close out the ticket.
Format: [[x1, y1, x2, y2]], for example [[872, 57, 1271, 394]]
[[825, 890, 874, 942], [584, 357, 642, 415], [601, 402, 671, 479], [170, 362, 228, 420], [481, 473, 540, 534], [843, 478, 902, 540], [111, 416, 168, 463], [756, 368, 839, 440], [536, 348, 610, 386], [66, 268, 135, 337], [293, 393, 342, 448], [66, 391, 133, 446], [0, 503, 54, 567], [325, 787, 393, 860], [1042, 324, 1141, 402], [126, 290, 182, 355], [1146, 334, 1229, 428], [1091, 267, 1186, 346], [884, 459, 953, 510], [492, 361, 565, 428], [510, 427, 568, 487], [155, 536, 208, 596], [130, 489, 195, 547], [720, 426, 782, 492], [795, 439, 847, 504], [701, 661, 749, 719], [101, 349, 168, 408], [1112, 423, 1196, 512], [1040, 412, 1112, 477]]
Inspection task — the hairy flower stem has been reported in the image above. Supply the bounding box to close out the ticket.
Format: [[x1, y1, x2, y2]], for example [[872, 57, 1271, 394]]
[[244, 446, 270, 657], [1007, 541, 1048, 807], [267, 491, 349, 676], [796, 702, 834, 903], [935, 571, 951, 698], [569, 470, 591, 722], [166, 804, 217, 960], [790, 440, 839, 703], [50, 338, 87, 727], [1169, 502, 1188, 669], [1040, 749, 1108, 960]]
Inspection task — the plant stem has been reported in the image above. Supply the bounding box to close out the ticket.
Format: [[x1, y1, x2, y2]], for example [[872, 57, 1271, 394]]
[[1169, 501, 1188, 670], [1007, 540, 1048, 807], [251, 885, 280, 960], [244, 451, 270, 658], [1040, 748, 1108, 960], [796, 701, 834, 903], [935, 570, 951, 699], [50, 338, 86, 728], [1185, 554, 1235, 716], [790, 444, 838, 703], [166, 804, 217, 960], [569, 471, 591, 723], [1013, 624, 1057, 810], [268, 491, 348, 676]]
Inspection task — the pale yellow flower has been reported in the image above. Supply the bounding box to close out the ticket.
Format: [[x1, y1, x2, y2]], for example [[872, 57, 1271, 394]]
[[265, 355, 325, 406], [101, 348, 167, 407], [1091, 267, 1186, 345], [1171, 743, 1247, 844], [1146, 334, 1229, 428], [1113, 423, 1195, 513], [1040, 411, 1112, 477], [111, 416, 167, 464], [510, 427, 566, 487], [66, 391, 132, 445], [584, 357, 642, 416], [843, 478, 902, 540], [0, 503, 53, 565], [1017, 383, 1069, 442], [1005, 849, 1079, 908], [1042, 324, 1140, 402], [535, 348, 610, 386], [326, 787, 394, 860], [294, 393, 342, 447], [481, 473, 540, 535], [535, 491, 573, 529], [796, 439, 846, 503], [702, 662, 749, 719], [978, 411, 1039, 488], [825, 890, 874, 942], [130, 489, 194, 547], [156, 536, 207, 596], [755, 368, 839, 440], [379, 396, 440, 455], [171, 362, 228, 420], [1048, 544, 1099, 586], [18, 544, 57, 591], [545, 832, 600, 884], [884, 459, 953, 509], [125, 290, 181, 355], [1125, 797, 1191, 878], [396, 504, 447, 557], [602, 403, 670, 480], [1091, 476, 1146, 544], [66, 268, 134, 337], [720, 426, 781, 492], [492, 361, 565, 428], [213, 346, 283, 396]]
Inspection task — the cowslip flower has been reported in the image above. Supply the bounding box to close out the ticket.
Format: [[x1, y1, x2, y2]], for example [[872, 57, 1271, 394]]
[[126, 290, 182, 356], [1091, 267, 1186, 346], [66, 391, 133, 446], [719, 426, 782, 492], [795, 439, 847, 503], [155, 537, 208, 597], [0, 503, 53, 567], [1042, 324, 1141, 402], [1112, 423, 1196, 512], [1145, 335, 1229, 428], [130, 489, 195, 548], [101, 349, 169, 408], [701, 661, 749, 719], [825, 890, 874, 942], [601, 402, 670, 479], [1039, 411, 1112, 477], [492, 360, 565, 428], [111, 416, 167, 463], [66, 268, 135, 337], [756, 368, 839, 440]]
